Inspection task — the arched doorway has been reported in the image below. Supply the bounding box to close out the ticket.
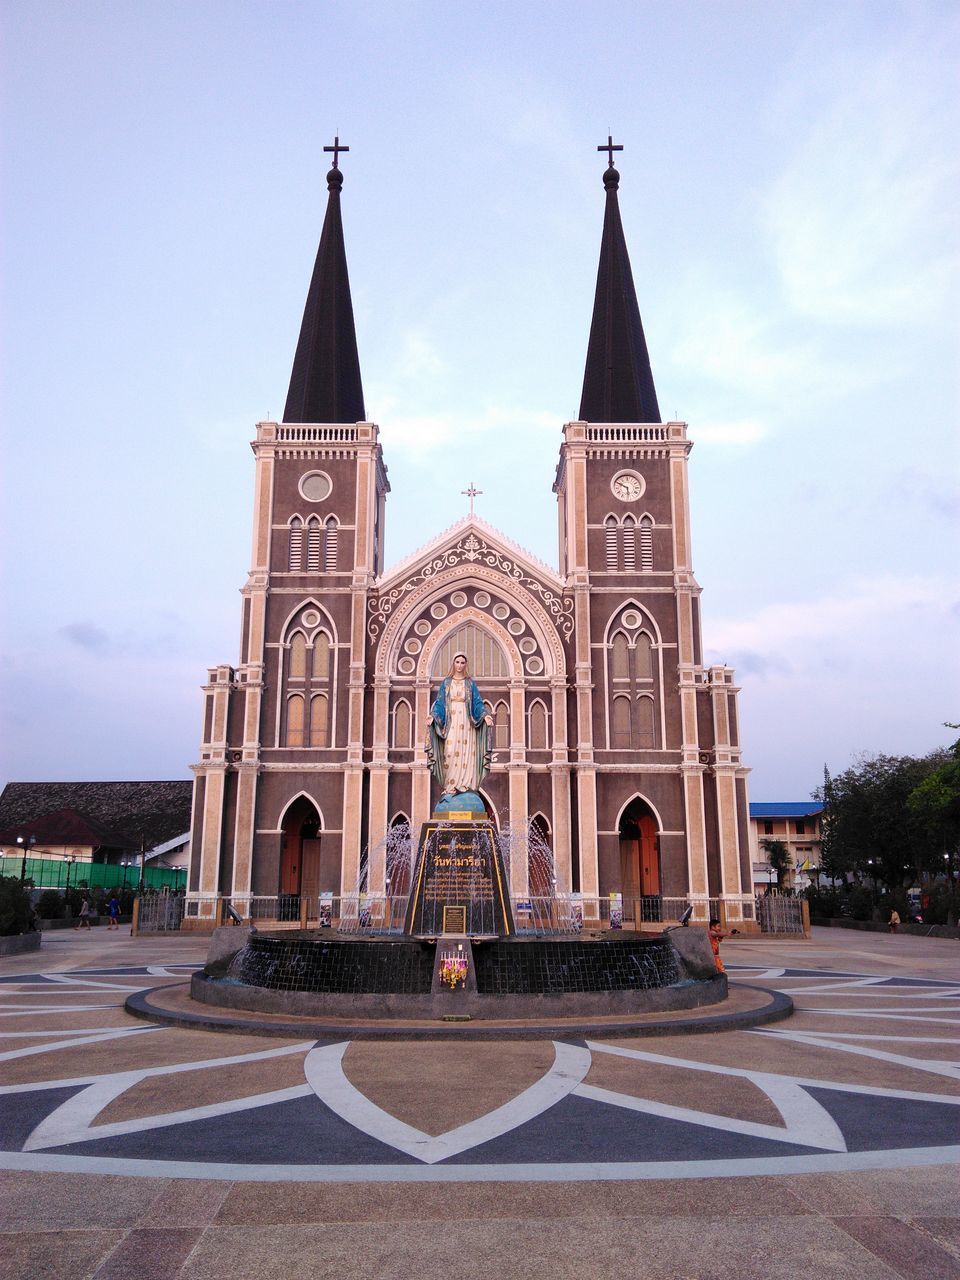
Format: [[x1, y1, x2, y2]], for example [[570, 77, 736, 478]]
[[619, 797, 661, 921], [279, 796, 322, 918], [528, 813, 553, 898]]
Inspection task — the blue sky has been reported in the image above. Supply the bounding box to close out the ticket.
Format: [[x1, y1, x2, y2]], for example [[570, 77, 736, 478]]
[[2, 0, 958, 798]]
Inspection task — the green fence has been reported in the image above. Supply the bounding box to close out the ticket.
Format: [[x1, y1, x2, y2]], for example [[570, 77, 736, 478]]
[[0, 857, 187, 892]]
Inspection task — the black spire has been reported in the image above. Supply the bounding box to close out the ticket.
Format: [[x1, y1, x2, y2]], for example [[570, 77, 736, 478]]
[[283, 139, 365, 424], [578, 143, 661, 423]]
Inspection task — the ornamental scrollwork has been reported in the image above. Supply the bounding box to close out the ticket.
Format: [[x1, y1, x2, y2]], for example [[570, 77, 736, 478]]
[[368, 535, 574, 641]]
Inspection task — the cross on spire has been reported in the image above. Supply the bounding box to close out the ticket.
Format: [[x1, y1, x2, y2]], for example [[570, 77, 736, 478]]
[[323, 134, 349, 169], [461, 482, 482, 517], [597, 134, 623, 167]]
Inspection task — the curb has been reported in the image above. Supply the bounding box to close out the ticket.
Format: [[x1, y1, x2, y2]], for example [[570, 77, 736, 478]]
[[125, 980, 793, 1041]]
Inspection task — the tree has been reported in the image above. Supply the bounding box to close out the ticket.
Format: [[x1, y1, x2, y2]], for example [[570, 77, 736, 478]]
[[816, 747, 951, 889], [907, 733, 960, 875], [760, 838, 791, 891]]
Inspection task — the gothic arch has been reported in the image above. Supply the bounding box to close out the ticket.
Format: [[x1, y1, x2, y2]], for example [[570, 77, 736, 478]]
[[374, 564, 566, 681], [418, 608, 523, 682], [601, 598, 663, 647], [275, 601, 340, 749], [277, 791, 325, 831], [614, 791, 665, 834]]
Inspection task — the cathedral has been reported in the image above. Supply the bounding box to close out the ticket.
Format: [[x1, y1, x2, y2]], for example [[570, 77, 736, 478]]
[[188, 142, 754, 928]]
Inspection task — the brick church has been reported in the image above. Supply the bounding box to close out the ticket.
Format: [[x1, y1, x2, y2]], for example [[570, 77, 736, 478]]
[[188, 142, 754, 926]]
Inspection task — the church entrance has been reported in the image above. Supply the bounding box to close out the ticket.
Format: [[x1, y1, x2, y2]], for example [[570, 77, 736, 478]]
[[279, 797, 322, 919], [618, 798, 661, 924]]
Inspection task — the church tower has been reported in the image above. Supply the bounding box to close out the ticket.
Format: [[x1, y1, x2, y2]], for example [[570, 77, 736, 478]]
[[188, 140, 754, 929], [553, 144, 752, 916], [190, 144, 388, 921]]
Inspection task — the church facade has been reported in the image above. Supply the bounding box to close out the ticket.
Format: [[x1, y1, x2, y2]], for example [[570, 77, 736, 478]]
[[188, 149, 754, 926]]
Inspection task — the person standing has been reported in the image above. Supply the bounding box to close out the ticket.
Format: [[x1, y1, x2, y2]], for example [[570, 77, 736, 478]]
[[708, 917, 727, 973], [76, 897, 91, 929], [107, 895, 120, 930], [888, 909, 900, 934]]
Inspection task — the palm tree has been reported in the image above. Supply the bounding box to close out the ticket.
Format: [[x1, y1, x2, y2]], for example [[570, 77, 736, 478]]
[[760, 838, 792, 892]]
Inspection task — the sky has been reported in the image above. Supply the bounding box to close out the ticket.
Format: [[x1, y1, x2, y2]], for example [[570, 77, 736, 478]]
[[1, 0, 958, 800]]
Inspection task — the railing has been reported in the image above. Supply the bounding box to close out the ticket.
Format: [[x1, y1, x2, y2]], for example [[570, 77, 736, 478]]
[[275, 425, 358, 443], [756, 893, 805, 934], [135, 893, 186, 933], [585, 425, 668, 442], [174, 892, 759, 933]]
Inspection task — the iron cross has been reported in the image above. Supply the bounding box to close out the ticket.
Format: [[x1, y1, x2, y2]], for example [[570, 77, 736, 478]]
[[324, 135, 349, 169], [597, 134, 623, 166], [462, 483, 482, 516]]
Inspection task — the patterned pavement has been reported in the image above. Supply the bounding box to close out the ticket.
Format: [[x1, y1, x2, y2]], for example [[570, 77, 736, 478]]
[[0, 928, 958, 1279]]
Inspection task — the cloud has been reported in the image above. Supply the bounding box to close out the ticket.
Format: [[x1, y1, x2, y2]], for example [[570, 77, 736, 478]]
[[893, 469, 960, 520], [59, 622, 112, 654], [693, 418, 768, 447], [364, 395, 561, 457], [705, 575, 957, 675], [761, 41, 960, 328]]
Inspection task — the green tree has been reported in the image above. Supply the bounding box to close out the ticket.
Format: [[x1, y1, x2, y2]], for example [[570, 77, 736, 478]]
[[760, 838, 791, 891], [907, 733, 960, 874], [815, 749, 949, 888]]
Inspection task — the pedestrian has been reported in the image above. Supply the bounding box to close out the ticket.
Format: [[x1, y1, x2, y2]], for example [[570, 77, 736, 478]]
[[888, 909, 900, 934], [76, 897, 91, 930], [107, 895, 120, 930], [708, 916, 727, 973]]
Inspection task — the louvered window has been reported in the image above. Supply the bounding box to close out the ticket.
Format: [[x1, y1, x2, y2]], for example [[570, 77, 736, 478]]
[[324, 517, 338, 571], [288, 518, 304, 571], [306, 519, 322, 571], [605, 516, 619, 569], [639, 516, 654, 572], [622, 517, 636, 571]]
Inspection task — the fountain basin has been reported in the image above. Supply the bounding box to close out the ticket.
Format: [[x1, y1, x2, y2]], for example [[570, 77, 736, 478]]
[[192, 929, 726, 1021]]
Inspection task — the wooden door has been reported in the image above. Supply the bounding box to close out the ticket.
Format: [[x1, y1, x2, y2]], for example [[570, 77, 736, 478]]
[[280, 833, 301, 895], [638, 815, 660, 896]]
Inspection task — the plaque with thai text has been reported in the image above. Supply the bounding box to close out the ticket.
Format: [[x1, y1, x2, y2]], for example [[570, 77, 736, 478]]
[[404, 822, 514, 937]]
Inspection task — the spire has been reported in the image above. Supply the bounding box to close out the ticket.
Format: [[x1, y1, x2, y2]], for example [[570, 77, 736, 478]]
[[578, 140, 661, 423], [283, 138, 365, 424]]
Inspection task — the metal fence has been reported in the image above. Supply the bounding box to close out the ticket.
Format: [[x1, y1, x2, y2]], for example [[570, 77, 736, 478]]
[[1, 856, 187, 893], [136, 893, 186, 932], [757, 893, 805, 934]]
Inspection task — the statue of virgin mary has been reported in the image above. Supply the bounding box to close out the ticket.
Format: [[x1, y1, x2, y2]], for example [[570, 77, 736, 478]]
[[426, 653, 493, 799]]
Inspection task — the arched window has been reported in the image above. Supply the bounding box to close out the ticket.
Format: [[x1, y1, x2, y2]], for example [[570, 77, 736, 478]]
[[312, 632, 329, 680], [636, 695, 655, 748], [393, 699, 412, 749], [306, 518, 322, 572], [432, 624, 508, 678], [528, 700, 548, 750], [635, 632, 653, 679], [621, 515, 636, 571], [612, 695, 632, 749], [324, 517, 338, 571], [639, 516, 654, 572], [611, 631, 630, 680], [288, 632, 307, 679], [494, 700, 509, 749], [309, 693, 328, 747], [286, 694, 305, 747], [288, 517, 304, 572], [604, 516, 619, 570]]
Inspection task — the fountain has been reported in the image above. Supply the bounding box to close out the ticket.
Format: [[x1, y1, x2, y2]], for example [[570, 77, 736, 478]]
[[191, 806, 727, 1027]]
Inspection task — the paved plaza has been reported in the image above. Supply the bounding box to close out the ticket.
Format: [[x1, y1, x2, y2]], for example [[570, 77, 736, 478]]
[[0, 927, 957, 1279]]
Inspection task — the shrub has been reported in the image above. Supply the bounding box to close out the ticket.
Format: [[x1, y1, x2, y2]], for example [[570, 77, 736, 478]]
[[36, 889, 64, 920], [845, 885, 876, 921], [0, 877, 34, 936]]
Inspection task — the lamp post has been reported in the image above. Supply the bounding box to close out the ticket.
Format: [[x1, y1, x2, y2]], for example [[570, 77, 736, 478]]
[[120, 860, 130, 889], [16, 833, 37, 883], [767, 864, 774, 895], [64, 854, 76, 894]]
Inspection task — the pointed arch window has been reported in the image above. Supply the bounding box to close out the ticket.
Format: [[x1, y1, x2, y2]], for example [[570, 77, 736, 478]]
[[604, 516, 619, 570], [528, 700, 548, 750], [309, 693, 329, 747], [306, 518, 322, 572], [324, 517, 339, 572], [493, 700, 510, 750], [612, 695, 632, 749], [606, 608, 661, 750], [639, 516, 654, 572], [288, 517, 304, 572], [636, 695, 655, 748], [611, 631, 630, 680], [393, 699, 412, 749], [312, 632, 330, 680], [635, 631, 653, 678], [288, 632, 307, 680], [621, 515, 636, 571], [285, 694, 305, 747]]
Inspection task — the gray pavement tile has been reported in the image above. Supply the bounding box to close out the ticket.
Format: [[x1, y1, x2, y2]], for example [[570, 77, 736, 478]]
[[180, 1216, 901, 1280], [215, 1174, 811, 1224], [913, 1219, 960, 1258], [91, 1227, 202, 1280], [0, 1229, 123, 1280], [137, 1179, 233, 1228], [0, 1171, 166, 1229], [832, 1215, 960, 1279]]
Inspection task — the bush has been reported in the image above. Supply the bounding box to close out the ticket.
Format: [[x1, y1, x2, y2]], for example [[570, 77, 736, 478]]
[[805, 888, 842, 919], [36, 889, 65, 920], [845, 885, 876, 921], [0, 877, 34, 936]]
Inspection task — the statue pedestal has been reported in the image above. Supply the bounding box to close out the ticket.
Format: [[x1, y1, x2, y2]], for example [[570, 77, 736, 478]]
[[404, 819, 515, 938]]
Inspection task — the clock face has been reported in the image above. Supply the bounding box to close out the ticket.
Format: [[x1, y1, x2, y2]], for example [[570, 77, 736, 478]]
[[611, 472, 644, 501]]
